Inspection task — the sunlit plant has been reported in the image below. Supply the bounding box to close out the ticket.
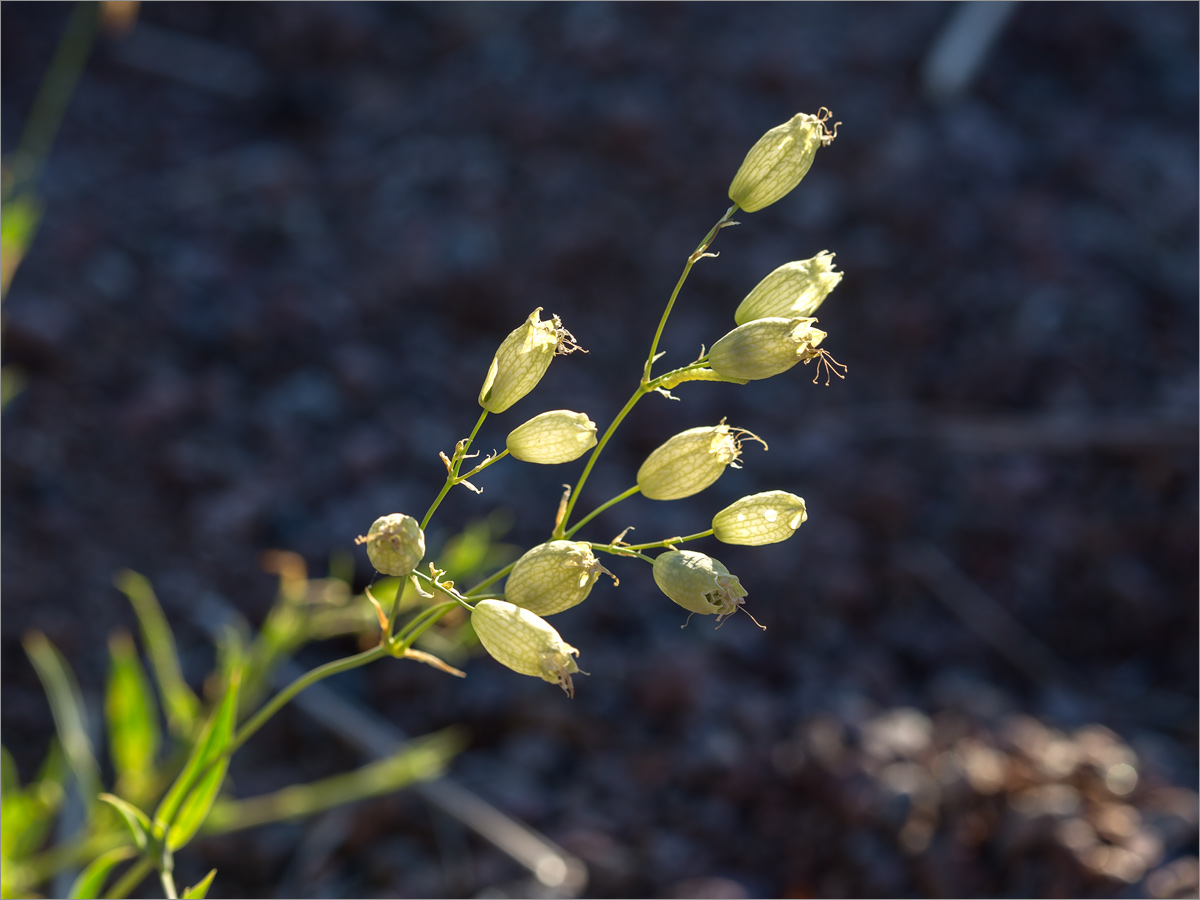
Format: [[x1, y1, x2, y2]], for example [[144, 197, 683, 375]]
[[5, 109, 845, 899]]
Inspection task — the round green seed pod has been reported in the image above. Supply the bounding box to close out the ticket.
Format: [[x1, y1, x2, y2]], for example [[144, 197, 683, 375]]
[[713, 491, 807, 546], [360, 513, 425, 577], [506, 410, 598, 465], [471, 599, 580, 696], [728, 111, 836, 213], [505, 540, 611, 616], [652, 550, 747, 622], [479, 308, 579, 414], [636, 424, 751, 501], [708, 317, 827, 381], [734, 252, 843, 325]]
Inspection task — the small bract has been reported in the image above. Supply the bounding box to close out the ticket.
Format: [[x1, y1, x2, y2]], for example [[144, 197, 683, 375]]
[[356, 513, 426, 577], [708, 317, 827, 381], [734, 252, 843, 325], [652, 550, 748, 623], [713, 491, 807, 546], [728, 110, 837, 213], [505, 540, 613, 616], [506, 410, 598, 465], [636, 423, 759, 501], [471, 599, 581, 697], [478, 308, 581, 414]]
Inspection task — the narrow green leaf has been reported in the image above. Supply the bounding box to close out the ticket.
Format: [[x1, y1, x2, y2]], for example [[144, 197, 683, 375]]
[[204, 727, 464, 834], [105, 631, 161, 802], [155, 670, 241, 851], [113, 570, 200, 737], [67, 844, 136, 899], [97, 793, 151, 851], [0, 746, 18, 796], [181, 869, 216, 899], [23, 632, 101, 818]]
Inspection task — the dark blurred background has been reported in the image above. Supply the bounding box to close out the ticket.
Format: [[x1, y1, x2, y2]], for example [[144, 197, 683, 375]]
[[2, 2, 1196, 898]]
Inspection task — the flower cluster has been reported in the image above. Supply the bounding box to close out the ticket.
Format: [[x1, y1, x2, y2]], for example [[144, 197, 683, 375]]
[[359, 111, 845, 695]]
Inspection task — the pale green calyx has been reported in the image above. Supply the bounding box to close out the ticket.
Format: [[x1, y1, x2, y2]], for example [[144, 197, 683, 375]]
[[478, 308, 583, 414], [505, 540, 615, 616], [734, 252, 843, 325], [471, 599, 581, 697], [708, 317, 828, 381], [728, 109, 838, 213], [506, 410, 598, 465], [636, 423, 762, 501], [652, 550, 748, 623], [355, 513, 426, 577], [713, 491, 807, 546]]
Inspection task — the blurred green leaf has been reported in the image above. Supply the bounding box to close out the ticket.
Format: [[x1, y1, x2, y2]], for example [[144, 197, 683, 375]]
[[113, 570, 200, 738], [105, 631, 160, 804], [23, 632, 101, 819], [97, 794, 150, 852], [0, 747, 17, 797], [66, 844, 135, 899], [204, 727, 463, 834], [155, 669, 241, 851], [0, 192, 42, 300], [181, 868, 216, 899]]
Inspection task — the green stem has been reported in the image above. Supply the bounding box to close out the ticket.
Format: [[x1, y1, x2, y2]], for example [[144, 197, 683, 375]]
[[465, 561, 516, 596], [228, 646, 387, 757], [421, 409, 490, 530], [391, 601, 459, 651], [625, 529, 714, 551], [104, 856, 153, 900], [564, 485, 641, 538], [160, 868, 178, 900], [587, 543, 654, 564]]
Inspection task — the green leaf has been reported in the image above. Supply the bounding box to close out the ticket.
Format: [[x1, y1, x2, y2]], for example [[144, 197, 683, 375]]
[[0, 746, 18, 796], [67, 845, 136, 899], [1, 742, 67, 865], [23, 632, 102, 818], [105, 631, 161, 803], [181, 868, 216, 899], [113, 570, 200, 738], [155, 670, 241, 851], [97, 793, 151, 851]]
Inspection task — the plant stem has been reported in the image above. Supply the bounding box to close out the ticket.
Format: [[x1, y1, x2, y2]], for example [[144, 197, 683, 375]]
[[228, 646, 387, 757], [564, 485, 641, 538], [465, 561, 516, 596], [421, 409, 489, 530], [625, 529, 714, 551]]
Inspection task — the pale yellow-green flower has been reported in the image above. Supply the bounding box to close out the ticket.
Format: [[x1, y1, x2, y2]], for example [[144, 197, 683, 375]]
[[734, 252, 843, 325], [652, 550, 747, 622], [471, 599, 581, 696], [636, 423, 762, 501], [506, 410, 598, 465], [355, 513, 425, 576], [713, 491, 807, 546], [728, 110, 837, 213], [505, 540, 614, 616], [478, 308, 582, 414], [708, 317, 827, 381]]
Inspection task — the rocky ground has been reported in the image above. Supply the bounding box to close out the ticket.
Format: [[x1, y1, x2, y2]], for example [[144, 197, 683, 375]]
[[3, 3, 1196, 898]]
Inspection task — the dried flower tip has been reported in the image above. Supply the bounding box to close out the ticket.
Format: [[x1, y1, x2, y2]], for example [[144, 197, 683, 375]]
[[478, 308, 582, 414], [652, 549, 748, 624], [506, 410, 598, 465], [728, 109, 838, 213], [708, 317, 828, 381], [636, 423, 764, 501], [505, 540, 615, 616], [355, 513, 426, 577], [734, 252, 843, 325], [471, 599, 581, 696], [713, 491, 807, 546]]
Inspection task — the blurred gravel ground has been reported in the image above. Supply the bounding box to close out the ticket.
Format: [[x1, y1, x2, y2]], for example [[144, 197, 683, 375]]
[[2, 3, 1196, 898]]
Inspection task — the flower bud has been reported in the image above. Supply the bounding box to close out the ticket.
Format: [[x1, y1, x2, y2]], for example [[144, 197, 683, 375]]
[[652, 550, 747, 622], [505, 540, 613, 616], [506, 410, 598, 465], [356, 513, 425, 577], [713, 491, 807, 546], [471, 599, 581, 696], [708, 317, 827, 381], [479, 308, 582, 414], [734, 252, 843, 325], [728, 110, 837, 213], [636, 423, 760, 501]]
